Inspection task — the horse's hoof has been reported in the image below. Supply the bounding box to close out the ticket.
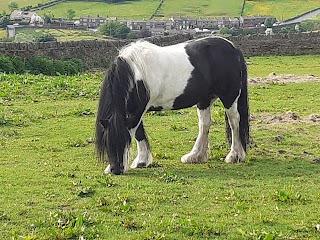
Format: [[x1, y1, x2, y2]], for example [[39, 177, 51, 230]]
[[137, 162, 147, 168], [131, 155, 152, 169], [224, 151, 244, 163], [181, 153, 207, 164], [131, 161, 150, 168]]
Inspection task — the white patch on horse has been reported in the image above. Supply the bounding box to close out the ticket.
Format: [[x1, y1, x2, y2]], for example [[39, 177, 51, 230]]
[[104, 164, 111, 174], [181, 105, 213, 163], [225, 90, 246, 163], [123, 144, 130, 172], [120, 41, 194, 110], [131, 139, 153, 168]]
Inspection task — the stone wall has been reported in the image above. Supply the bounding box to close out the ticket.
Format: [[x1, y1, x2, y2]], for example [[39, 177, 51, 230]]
[[228, 32, 320, 56], [0, 32, 319, 68], [0, 34, 192, 68]]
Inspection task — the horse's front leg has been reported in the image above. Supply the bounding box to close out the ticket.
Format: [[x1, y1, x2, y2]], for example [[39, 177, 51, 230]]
[[131, 121, 153, 168], [181, 103, 213, 164]]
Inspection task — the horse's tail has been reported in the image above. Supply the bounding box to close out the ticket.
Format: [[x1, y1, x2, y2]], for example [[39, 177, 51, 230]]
[[226, 49, 250, 152]]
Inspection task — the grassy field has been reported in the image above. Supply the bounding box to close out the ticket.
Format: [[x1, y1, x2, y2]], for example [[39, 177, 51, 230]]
[[0, 0, 47, 12], [243, 0, 320, 21], [158, 0, 243, 18], [1, 0, 320, 20], [1, 55, 320, 239], [0, 29, 6, 39], [247, 55, 320, 77], [37, 0, 160, 20], [14, 28, 106, 42]]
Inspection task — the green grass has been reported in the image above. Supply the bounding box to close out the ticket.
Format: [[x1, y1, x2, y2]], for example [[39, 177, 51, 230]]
[[1, 55, 320, 239], [247, 55, 320, 78], [243, 0, 320, 21], [158, 0, 243, 18], [0, 0, 47, 12], [1, 0, 320, 20], [15, 28, 106, 42], [0, 29, 7, 39], [37, 0, 160, 20]]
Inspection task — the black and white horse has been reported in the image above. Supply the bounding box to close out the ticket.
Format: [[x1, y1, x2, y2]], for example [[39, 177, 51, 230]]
[[95, 36, 249, 175]]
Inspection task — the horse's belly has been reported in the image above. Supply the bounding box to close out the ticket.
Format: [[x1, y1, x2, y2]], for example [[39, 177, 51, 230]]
[[149, 96, 177, 110]]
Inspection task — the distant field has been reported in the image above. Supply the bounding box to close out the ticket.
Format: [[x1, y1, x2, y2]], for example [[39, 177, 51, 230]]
[[247, 55, 320, 78], [158, 0, 243, 18], [37, 0, 160, 19], [14, 28, 106, 42], [0, 0, 47, 12], [1, 0, 320, 20], [244, 0, 320, 20], [0, 29, 6, 39]]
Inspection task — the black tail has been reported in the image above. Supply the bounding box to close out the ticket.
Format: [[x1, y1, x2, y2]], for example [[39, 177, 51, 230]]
[[238, 50, 250, 152], [226, 49, 250, 152]]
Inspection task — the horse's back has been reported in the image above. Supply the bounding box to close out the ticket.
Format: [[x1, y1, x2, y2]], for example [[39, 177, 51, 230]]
[[119, 37, 245, 110], [184, 36, 245, 95]]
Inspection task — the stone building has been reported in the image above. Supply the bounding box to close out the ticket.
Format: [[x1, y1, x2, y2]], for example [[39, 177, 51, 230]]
[[79, 16, 117, 28]]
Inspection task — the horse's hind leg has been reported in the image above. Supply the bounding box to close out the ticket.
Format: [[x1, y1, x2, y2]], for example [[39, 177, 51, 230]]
[[224, 95, 245, 163], [131, 121, 153, 168], [181, 101, 214, 164]]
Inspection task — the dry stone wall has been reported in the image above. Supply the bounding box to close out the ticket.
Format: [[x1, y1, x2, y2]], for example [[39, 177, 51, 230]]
[[228, 32, 320, 56], [0, 34, 192, 68], [0, 32, 319, 68]]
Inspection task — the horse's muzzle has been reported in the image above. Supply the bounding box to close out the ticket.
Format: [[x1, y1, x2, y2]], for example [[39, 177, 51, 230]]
[[110, 162, 124, 175]]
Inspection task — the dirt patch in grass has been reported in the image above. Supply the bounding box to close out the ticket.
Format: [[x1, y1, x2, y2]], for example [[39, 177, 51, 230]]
[[249, 73, 320, 85], [249, 73, 320, 124], [251, 111, 320, 124]]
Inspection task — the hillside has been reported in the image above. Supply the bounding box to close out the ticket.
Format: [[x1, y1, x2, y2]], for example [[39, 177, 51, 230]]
[[0, 0, 47, 13], [243, 0, 320, 21], [1, 0, 319, 20], [37, 0, 160, 20], [155, 0, 243, 18]]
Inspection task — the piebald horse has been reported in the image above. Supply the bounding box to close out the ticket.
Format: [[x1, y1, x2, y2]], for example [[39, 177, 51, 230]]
[[95, 36, 249, 175]]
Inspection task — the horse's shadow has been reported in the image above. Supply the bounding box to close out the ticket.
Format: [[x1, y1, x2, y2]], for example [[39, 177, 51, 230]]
[[125, 156, 320, 182]]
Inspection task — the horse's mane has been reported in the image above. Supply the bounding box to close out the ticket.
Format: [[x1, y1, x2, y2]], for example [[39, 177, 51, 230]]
[[95, 57, 134, 162], [95, 40, 158, 163]]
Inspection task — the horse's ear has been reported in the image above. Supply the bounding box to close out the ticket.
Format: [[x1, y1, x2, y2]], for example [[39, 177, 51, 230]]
[[100, 118, 109, 129]]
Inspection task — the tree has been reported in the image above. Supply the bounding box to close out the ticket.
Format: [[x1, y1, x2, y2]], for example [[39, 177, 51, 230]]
[[0, 15, 10, 28], [8, 2, 19, 11], [100, 22, 131, 39], [34, 33, 57, 42], [66, 9, 76, 20], [43, 12, 54, 24], [299, 20, 316, 32], [0, 11, 7, 18], [219, 27, 230, 35], [264, 18, 275, 28], [21, 5, 32, 11], [278, 27, 295, 34], [127, 31, 137, 39]]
